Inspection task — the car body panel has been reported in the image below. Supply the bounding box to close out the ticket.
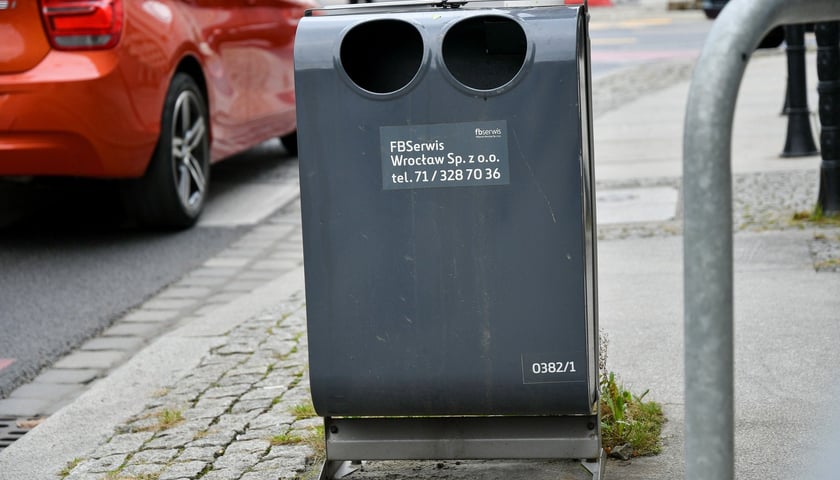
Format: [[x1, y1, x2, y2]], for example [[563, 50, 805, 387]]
[[0, 49, 154, 176], [0, 0, 312, 178], [0, 0, 51, 74]]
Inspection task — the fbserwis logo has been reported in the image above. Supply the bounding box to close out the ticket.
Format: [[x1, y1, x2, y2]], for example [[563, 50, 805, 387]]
[[475, 127, 503, 139]]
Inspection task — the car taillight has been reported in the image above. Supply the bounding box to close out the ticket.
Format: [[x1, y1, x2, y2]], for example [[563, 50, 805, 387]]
[[39, 0, 124, 51]]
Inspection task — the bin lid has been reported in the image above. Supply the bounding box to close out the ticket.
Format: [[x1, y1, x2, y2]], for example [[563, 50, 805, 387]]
[[306, 0, 577, 16]]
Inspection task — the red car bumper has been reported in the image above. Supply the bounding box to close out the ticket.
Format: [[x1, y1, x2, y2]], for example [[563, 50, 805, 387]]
[[0, 50, 160, 178]]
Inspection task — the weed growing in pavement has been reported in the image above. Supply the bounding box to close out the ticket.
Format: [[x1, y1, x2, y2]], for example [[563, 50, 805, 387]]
[[816, 258, 840, 269], [271, 426, 325, 480], [271, 431, 303, 446], [302, 425, 327, 479], [600, 371, 664, 457], [793, 205, 840, 225], [292, 402, 317, 420], [288, 369, 305, 389], [130, 407, 185, 433], [59, 457, 82, 478], [105, 471, 159, 480], [155, 408, 184, 431], [795, 214, 840, 271]]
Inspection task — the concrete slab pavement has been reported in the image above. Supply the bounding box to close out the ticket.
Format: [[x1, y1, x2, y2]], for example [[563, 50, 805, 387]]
[[594, 51, 822, 182], [599, 231, 840, 479]]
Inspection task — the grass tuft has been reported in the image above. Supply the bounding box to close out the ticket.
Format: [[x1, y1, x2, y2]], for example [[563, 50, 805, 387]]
[[59, 458, 82, 478], [816, 257, 840, 269], [105, 472, 159, 480], [154, 408, 184, 431], [793, 205, 840, 225], [600, 372, 664, 457], [270, 431, 303, 446], [291, 402, 317, 420], [303, 425, 326, 466]]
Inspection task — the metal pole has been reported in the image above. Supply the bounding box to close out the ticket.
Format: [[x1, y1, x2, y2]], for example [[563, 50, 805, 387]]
[[683, 2, 840, 480], [782, 24, 819, 157], [816, 22, 840, 214]]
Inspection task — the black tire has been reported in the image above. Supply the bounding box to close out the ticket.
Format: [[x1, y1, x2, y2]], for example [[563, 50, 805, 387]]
[[124, 73, 210, 229], [281, 131, 298, 156]]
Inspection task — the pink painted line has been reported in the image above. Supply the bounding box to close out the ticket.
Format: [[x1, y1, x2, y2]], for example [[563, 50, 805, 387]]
[[0, 358, 15, 371]]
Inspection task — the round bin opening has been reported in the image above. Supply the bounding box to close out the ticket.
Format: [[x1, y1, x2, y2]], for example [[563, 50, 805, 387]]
[[341, 20, 424, 94], [442, 16, 527, 91]]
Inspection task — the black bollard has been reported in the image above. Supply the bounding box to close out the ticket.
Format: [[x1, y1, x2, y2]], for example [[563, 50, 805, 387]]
[[782, 79, 790, 115], [782, 24, 819, 157], [816, 22, 840, 214]]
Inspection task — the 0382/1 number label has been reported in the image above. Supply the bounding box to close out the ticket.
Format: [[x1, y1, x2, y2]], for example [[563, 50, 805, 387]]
[[521, 352, 585, 384], [531, 361, 576, 375]]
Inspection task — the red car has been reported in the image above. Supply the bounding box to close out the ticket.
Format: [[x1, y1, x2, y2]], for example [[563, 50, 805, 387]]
[[0, 0, 313, 228]]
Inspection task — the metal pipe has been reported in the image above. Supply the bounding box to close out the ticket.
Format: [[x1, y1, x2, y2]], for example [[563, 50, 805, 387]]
[[683, 1, 840, 480]]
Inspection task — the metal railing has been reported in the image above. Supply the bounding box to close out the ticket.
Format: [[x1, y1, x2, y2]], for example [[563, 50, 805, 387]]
[[683, 1, 840, 479]]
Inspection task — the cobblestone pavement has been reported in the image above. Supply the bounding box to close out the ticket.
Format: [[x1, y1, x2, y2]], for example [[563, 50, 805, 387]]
[[60, 297, 321, 480]]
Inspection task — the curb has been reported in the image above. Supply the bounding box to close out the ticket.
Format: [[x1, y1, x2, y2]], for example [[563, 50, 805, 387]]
[[0, 267, 306, 480]]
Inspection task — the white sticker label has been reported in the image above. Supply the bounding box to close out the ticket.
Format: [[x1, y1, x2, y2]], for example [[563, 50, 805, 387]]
[[381, 120, 510, 190]]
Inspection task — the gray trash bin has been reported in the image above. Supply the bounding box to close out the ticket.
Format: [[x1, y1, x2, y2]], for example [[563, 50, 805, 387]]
[[296, 0, 597, 431]]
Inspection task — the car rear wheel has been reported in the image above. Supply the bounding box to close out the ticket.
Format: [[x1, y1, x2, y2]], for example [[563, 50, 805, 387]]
[[125, 73, 210, 229], [281, 131, 298, 156]]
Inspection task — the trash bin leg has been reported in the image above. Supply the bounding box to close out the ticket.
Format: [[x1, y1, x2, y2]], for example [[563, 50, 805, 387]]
[[317, 416, 604, 479], [317, 460, 357, 480], [580, 448, 607, 480]]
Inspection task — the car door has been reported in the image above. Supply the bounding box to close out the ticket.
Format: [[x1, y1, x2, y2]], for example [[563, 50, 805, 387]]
[[244, 0, 310, 141], [180, 0, 259, 160]]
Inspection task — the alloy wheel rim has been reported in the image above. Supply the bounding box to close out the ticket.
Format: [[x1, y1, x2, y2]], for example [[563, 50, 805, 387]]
[[170, 90, 207, 215]]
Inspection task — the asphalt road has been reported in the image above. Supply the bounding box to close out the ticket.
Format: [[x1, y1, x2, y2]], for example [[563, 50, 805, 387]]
[[589, 7, 711, 78], [0, 140, 296, 398]]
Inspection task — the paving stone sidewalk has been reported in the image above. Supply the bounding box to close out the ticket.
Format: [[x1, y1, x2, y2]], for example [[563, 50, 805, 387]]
[[59, 299, 321, 480]]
